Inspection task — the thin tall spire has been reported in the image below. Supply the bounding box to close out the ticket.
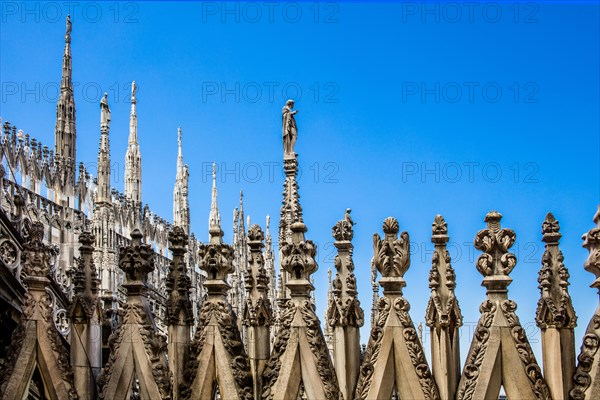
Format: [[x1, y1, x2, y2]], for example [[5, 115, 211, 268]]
[[208, 162, 222, 241], [54, 14, 76, 184], [177, 126, 184, 172], [124, 81, 142, 204], [173, 127, 189, 233], [96, 93, 111, 204]]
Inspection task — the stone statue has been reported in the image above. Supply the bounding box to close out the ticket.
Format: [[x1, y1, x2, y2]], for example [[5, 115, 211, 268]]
[[344, 208, 355, 226], [282, 99, 298, 157], [131, 81, 137, 100], [65, 15, 72, 41], [100, 93, 110, 125]]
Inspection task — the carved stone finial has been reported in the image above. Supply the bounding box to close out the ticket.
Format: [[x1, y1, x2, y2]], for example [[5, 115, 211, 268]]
[[372, 217, 410, 282], [583, 205, 600, 292], [280, 222, 317, 287], [426, 214, 462, 328], [536, 213, 574, 328], [248, 224, 265, 244], [119, 228, 155, 290], [432, 214, 449, 241], [542, 212, 561, 241], [474, 211, 517, 289], [534, 212, 576, 399], [328, 211, 364, 330], [243, 224, 272, 327], [456, 212, 551, 400], [484, 210, 502, 232], [198, 231, 234, 296], [70, 230, 99, 321], [570, 205, 600, 400], [332, 209, 354, 241]]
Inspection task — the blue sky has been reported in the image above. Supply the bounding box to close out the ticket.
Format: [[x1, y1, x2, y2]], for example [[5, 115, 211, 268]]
[[1, 1, 599, 364]]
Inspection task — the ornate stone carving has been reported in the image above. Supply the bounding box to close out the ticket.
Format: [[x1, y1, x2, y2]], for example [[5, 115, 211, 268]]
[[180, 220, 253, 400], [165, 226, 193, 325], [327, 212, 364, 328], [582, 206, 600, 291], [0, 239, 18, 266], [393, 297, 438, 400], [501, 300, 551, 399], [331, 209, 354, 241], [535, 213, 576, 329], [474, 211, 517, 278], [21, 222, 50, 277], [457, 211, 550, 400], [280, 230, 317, 282], [181, 300, 253, 400], [355, 297, 391, 399], [299, 300, 341, 398], [355, 217, 438, 400], [243, 224, 273, 327], [198, 237, 234, 282], [0, 222, 78, 400], [571, 328, 600, 399], [425, 215, 462, 329], [327, 211, 363, 399], [425, 215, 462, 400], [455, 300, 496, 400], [372, 217, 410, 279], [119, 229, 155, 286], [261, 300, 297, 400], [97, 228, 172, 400], [69, 230, 99, 323], [570, 206, 600, 400]]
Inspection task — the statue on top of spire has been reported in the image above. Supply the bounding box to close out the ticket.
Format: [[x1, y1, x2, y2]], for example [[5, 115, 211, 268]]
[[131, 81, 137, 102], [100, 93, 110, 126], [65, 14, 72, 42], [282, 99, 298, 158]]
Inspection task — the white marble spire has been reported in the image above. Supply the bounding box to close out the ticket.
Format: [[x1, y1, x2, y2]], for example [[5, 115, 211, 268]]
[[96, 93, 111, 204], [54, 14, 76, 172], [208, 162, 221, 232], [173, 127, 190, 233], [124, 81, 142, 204]]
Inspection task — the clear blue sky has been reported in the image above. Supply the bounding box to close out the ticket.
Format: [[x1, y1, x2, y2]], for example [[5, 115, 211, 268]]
[[1, 1, 599, 364]]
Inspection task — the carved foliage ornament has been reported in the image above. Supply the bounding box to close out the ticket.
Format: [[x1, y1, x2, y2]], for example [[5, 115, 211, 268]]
[[332, 218, 353, 242], [535, 214, 576, 329], [262, 300, 340, 400], [570, 315, 600, 399], [372, 217, 410, 278], [582, 207, 600, 287], [98, 302, 172, 399], [119, 229, 155, 283], [457, 300, 497, 400], [165, 226, 193, 325], [181, 300, 253, 400], [501, 300, 551, 399], [474, 212, 517, 277], [0, 239, 18, 267], [262, 300, 296, 400]]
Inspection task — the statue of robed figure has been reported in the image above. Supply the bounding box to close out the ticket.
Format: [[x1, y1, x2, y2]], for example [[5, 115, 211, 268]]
[[282, 99, 298, 157]]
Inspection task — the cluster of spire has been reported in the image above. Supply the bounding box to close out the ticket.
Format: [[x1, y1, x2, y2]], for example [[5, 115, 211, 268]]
[[2, 15, 600, 400]]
